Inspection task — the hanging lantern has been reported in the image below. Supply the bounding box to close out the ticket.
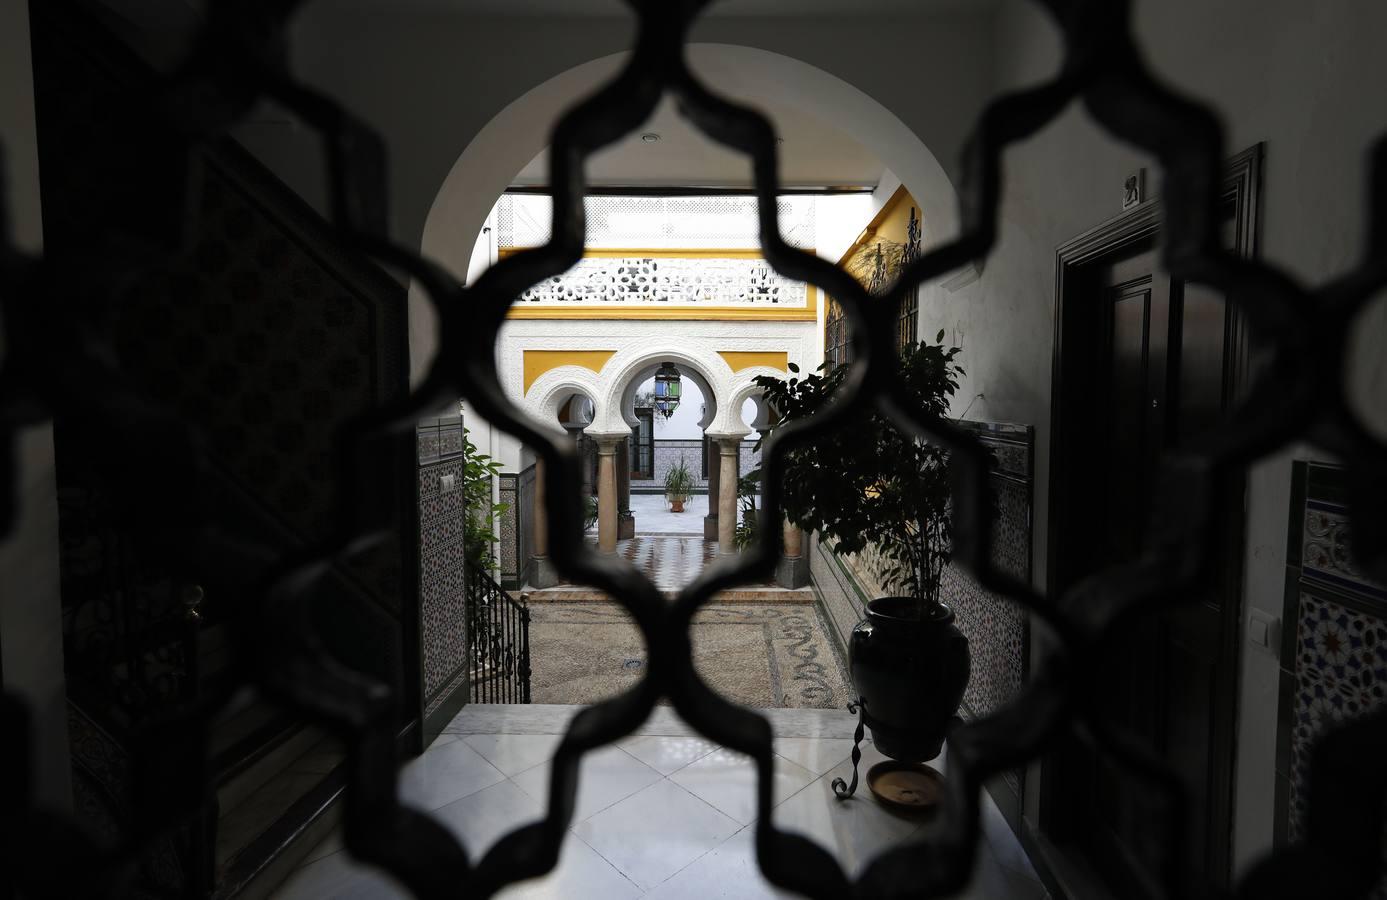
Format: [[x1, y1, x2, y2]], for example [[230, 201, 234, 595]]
[[653, 362, 682, 420]]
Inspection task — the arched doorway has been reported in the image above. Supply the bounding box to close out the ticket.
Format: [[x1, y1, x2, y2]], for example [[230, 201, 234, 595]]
[[411, 43, 962, 384]]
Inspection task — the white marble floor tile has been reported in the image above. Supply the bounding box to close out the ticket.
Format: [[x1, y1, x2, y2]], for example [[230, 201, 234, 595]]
[[425, 733, 459, 750], [670, 748, 816, 826], [623, 493, 708, 535], [511, 745, 662, 822], [270, 847, 405, 899], [299, 827, 343, 867], [771, 738, 856, 777], [955, 836, 1050, 900], [643, 826, 798, 900], [397, 739, 506, 812], [980, 789, 1039, 881], [771, 757, 924, 878], [464, 733, 565, 777], [497, 832, 642, 900], [616, 734, 718, 775], [429, 780, 544, 852], [573, 779, 740, 891]]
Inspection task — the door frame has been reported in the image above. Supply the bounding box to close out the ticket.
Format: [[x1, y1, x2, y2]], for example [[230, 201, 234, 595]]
[[1040, 144, 1263, 895]]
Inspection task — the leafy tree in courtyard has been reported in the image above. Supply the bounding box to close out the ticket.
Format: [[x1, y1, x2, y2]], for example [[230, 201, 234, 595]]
[[752, 332, 968, 615]]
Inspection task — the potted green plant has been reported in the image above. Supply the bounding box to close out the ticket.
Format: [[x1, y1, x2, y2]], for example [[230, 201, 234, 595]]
[[752, 333, 972, 763], [462, 428, 509, 571], [664, 456, 696, 512], [733, 470, 760, 550]]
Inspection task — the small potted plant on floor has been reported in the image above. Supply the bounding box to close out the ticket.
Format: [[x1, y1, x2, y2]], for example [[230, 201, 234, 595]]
[[664, 456, 696, 513], [753, 333, 973, 763]]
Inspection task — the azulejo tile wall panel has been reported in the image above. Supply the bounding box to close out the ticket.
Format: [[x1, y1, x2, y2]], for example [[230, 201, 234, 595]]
[[1278, 461, 1387, 900], [943, 422, 1034, 802], [630, 440, 764, 487], [1286, 591, 1387, 842], [498, 473, 520, 589], [418, 417, 471, 715]]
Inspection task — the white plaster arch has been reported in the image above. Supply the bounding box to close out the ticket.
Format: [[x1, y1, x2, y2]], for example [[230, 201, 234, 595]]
[[589, 343, 747, 438], [729, 372, 782, 431], [524, 369, 605, 436], [617, 361, 718, 432], [410, 43, 962, 384]]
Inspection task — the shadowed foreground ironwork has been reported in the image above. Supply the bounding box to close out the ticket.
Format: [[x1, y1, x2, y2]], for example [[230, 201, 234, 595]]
[[1, 0, 1385, 898]]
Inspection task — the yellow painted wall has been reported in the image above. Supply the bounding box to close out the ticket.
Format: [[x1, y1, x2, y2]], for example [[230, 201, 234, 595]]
[[837, 185, 920, 271], [522, 349, 616, 393], [823, 186, 922, 356], [718, 351, 789, 373]]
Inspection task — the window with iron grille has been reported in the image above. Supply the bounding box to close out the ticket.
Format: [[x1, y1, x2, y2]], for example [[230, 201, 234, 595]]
[[824, 296, 851, 369], [896, 207, 922, 353]]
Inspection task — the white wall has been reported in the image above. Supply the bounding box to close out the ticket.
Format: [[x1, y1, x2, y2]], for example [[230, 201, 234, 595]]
[[942, 0, 1387, 877], [0, 0, 72, 812], [274, 10, 990, 255], [632, 377, 759, 439]]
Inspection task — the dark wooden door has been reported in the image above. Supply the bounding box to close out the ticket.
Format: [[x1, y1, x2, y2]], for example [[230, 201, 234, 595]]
[[1075, 243, 1228, 897], [1045, 146, 1261, 900]]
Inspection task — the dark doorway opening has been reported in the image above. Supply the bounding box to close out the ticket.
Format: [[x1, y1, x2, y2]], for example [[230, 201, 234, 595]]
[[1040, 146, 1263, 899]]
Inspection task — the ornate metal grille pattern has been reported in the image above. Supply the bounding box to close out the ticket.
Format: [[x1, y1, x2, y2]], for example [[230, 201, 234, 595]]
[[896, 207, 921, 353], [2, 1, 1386, 899]]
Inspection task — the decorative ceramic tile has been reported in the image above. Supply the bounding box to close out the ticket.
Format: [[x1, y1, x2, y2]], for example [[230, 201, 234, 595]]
[[439, 424, 465, 459], [944, 566, 1027, 725], [946, 422, 1034, 805], [417, 427, 441, 464], [1295, 591, 1387, 694], [1279, 463, 1387, 884], [420, 456, 472, 701], [1303, 502, 1387, 603]]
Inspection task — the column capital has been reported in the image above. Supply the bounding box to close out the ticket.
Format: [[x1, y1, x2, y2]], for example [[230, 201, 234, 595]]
[[588, 432, 627, 453], [706, 432, 747, 455]]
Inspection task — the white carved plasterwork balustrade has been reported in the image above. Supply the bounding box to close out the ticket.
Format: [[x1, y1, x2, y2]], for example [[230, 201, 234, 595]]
[[516, 256, 808, 307]]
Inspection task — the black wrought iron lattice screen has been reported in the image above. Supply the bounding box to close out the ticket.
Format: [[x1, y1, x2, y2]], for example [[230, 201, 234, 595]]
[[2, 1, 1386, 900]]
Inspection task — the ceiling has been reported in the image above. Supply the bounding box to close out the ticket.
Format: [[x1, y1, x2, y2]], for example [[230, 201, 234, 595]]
[[327, 0, 997, 17], [512, 97, 884, 189]]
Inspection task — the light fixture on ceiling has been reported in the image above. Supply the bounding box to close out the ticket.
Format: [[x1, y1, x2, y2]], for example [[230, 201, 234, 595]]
[[640, 132, 662, 143]]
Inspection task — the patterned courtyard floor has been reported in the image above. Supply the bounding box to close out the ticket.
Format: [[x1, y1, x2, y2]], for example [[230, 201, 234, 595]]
[[527, 601, 851, 709]]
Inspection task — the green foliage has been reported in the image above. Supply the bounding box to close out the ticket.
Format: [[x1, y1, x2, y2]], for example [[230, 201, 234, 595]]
[[584, 494, 599, 531], [732, 469, 760, 551], [753, 334, 966, 613], [664, 456, 696, 501], [462, 428, 508, 572]]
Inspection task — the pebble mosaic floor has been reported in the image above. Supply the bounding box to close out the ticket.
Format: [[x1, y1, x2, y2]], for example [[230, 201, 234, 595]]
[[526, 602, 850, 709]]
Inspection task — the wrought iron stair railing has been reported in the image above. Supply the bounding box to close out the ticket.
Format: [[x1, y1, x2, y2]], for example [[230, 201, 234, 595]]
[[465, 565, 532, 705]]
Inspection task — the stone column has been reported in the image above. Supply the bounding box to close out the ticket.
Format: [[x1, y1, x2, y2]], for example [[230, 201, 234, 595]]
[[703, 435, 720, 541], [576, 432, 594, 499], [717, 438, 740, 554], [530, 457, 559, 588], [596, 438, 620, 554], [777, 519, 808, 588], [617, 437, 635, 539]]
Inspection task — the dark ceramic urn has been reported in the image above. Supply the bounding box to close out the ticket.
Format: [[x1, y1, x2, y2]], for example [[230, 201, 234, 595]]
[[848, 596, 971, 762]]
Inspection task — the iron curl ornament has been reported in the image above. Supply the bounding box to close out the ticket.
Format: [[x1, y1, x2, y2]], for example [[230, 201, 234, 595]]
[[0, 0, 1383, 898]]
